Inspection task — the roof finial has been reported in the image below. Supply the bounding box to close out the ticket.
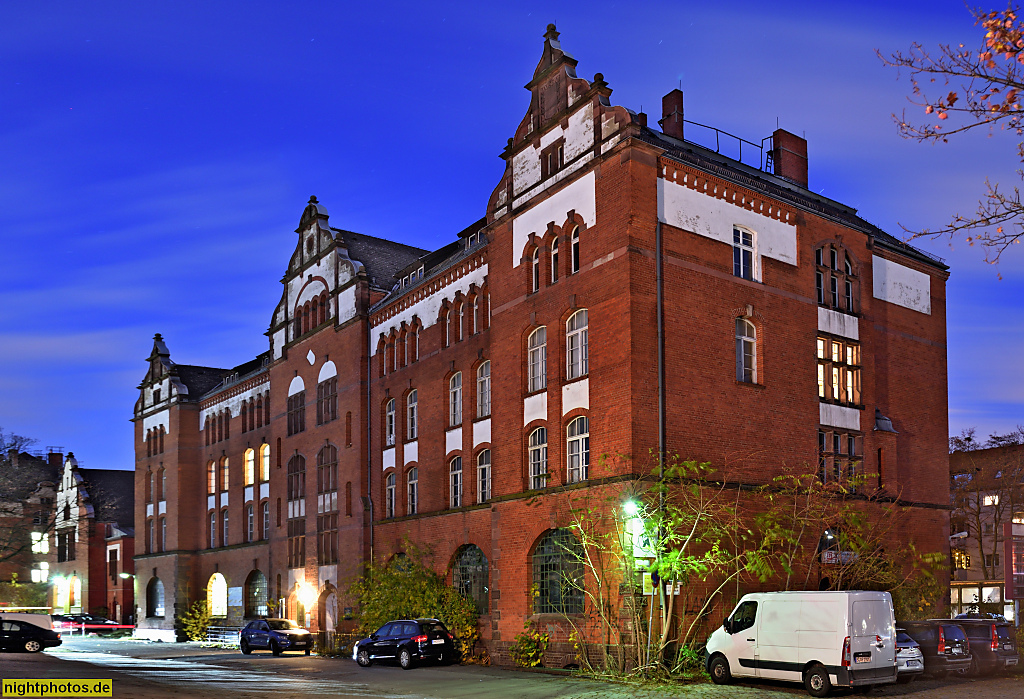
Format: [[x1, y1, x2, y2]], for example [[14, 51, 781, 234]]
[[309, 195, 318, 204], [545, 23, 560, 43]]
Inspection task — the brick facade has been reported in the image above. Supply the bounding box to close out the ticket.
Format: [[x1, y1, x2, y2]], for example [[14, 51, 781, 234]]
[[133, 25, 951, 656]]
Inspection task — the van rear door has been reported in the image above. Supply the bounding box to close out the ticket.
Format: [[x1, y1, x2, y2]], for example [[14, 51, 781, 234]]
[[850, 599, 895, 678]]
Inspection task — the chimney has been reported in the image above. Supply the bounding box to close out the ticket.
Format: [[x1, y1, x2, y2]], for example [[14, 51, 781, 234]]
[[637, 111, 647, 127], [772, 129, 808, 188], [47, 451, 63, 469], [660, 89, 684, 140]]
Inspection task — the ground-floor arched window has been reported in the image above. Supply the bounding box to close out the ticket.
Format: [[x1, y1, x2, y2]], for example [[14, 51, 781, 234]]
[[207, 572, 227, 618], [532, 529, 583, 614], [245, 570, 268, 618], [453, 545, 489, 615], [146, 577, 165, 618]]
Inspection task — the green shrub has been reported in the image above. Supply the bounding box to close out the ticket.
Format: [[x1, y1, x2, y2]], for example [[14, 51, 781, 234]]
[[509, 621, 549, 668], [180, 600, 211, 642]]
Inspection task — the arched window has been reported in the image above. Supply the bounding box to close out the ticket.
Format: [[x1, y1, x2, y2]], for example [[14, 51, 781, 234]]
[[207, 573, 228, 618], [532, 529, 583, 614], [241, 402, 248, 433], [457, 303, 464, 341], [249, 398, 256, 432], [287, 455, 305, 503], [256, 395, 263, 428], [311, 298, 319, 330], [449, 373, 463, 426], [204, 418, 210, 446], [736, 318, 756, 384], [815, 243, 858, 313], [385, 473, 396, 518], [566, 309, 588, 380], [261, 501, 270, 539], [221, 457, 229, 491], [476, 361, 491, 418], [158, 427, 164, 454], [246, 504, 255, 542], [244, 448, 255, 486], [529, 428, 548, 490], [445, 310, 451, 347], [223, 410, 230, 439], [407, 468, 418, 515], [532, 248, 541, 292], [551, 239, 560, 283], [453, 545, 489, 615], [259, 444, 270, 482], [733, 227, 755, 281], [209, 511, 216, 549], [528, 327, 547, 392], [449, 457, 463, 508], [471, 298, 478, 335], [570, 227, 580, 274], [477, 449, 491, 502], [566, 416, 590, 483], [146, 578, 165, 618], [146, 430, 151, 457], [264, 391, 270, 426], [411, 326, 420, 362], [207, 461, 216, 494], [406, 390, 418, 440], [221, 509, 229, 547], [385, 399, 396, 446], [245, 570, 268, 618]]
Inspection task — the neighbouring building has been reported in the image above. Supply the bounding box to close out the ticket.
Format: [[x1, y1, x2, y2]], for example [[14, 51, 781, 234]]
[[0, 449, 61, 598], [133, 26, 952, 657], [949, 444, 1024, 621], [51, 454, 135, 622]]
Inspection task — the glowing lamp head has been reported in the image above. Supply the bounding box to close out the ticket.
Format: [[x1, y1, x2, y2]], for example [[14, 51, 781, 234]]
[[623, 500, 641, 517]]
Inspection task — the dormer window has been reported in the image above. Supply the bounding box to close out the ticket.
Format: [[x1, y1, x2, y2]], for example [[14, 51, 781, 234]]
[[541, 139, 565, 179], [153, 388, 161, 404]]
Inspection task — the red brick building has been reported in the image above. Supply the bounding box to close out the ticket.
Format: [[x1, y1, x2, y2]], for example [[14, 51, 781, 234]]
[[134, 26, 951, 654]]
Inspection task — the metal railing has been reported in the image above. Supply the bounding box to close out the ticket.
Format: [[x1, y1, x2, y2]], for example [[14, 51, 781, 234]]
[[206, 626, 241, 646], [683, 120, 774, 173]]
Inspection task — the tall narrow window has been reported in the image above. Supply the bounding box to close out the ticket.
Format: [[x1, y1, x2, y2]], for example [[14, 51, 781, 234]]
[[450, 457, 463, 508], [471, 298, 478, 335], [566, 310, 588, 380], [407, 468, 418, 515], [244, 448, 255, 486], [256, 396, 263, 428], [264, 391, 270, 426], [209, 511, 216, 549], [477, 450, 491, 503], [241, 402, 248, 433], [246, 505, 255, 542], [567, 416, 590, 483], [221, 458, 229, 491], [385, 473, 396, 518], [528, 327, 547, 392], [477, 361, 491, 418], [815, 244, 857, 313], [570, 228, 580, 274], [317, 378, 338, 425], [458, 303, 464, 341], [407, 390, 418, 440], [733, 227, 754, 280], [551, 239, 560, 282], [385, 399, 396, 446], [221, 509, 229, 547], [445, 311, 451, 347], [736, 318, 756, 383], [287, 392, 306, 436], [261, 501, 270, 540], [532, 249, 540, 292], [449, 373, 463, 426], [529, 428, 548, 490], [259, 444, 270, 482], [159, 517, 166, 552]]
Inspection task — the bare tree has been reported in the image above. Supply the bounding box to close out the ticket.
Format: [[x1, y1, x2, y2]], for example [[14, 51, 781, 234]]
[[880, 5, 1024, 266]]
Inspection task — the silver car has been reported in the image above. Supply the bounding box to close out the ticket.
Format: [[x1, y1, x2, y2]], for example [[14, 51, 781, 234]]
[[896, 631, 924, 683]]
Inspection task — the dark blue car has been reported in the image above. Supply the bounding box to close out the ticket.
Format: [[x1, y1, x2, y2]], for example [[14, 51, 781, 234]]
[[353, 618, 456, 669], [239, 618, 313, 656]]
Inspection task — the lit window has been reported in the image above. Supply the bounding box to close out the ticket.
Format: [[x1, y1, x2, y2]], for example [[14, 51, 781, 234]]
[[407, 468, 418, 516], [407, 390, 418, 440], [529, 428, 548, 490], [385, 399, 396, 446], [733, 228, 754, 281], [566, 310, 588, 380], [221, 458, 229, 491], [736, 318, 756, 383], [477, 450, 491, 503], [31, 532, 48, 554], [449, 373, 463, 426], [244, 448, 255, 486], [566, 417, 590, 483], [207, 573, 227, 618], [259, 444, 270, 482], [528, 327, 547, 392], [816, 336, 861, 405], [385, 473, 395, 518], [450, 457, 463, 508], [477, 362, 491, 418], [984, 494, 1000, 507]]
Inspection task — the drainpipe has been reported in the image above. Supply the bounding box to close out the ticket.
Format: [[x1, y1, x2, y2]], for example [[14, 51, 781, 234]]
[[366, 300, 375, 562], [655, 218, 666, 665]]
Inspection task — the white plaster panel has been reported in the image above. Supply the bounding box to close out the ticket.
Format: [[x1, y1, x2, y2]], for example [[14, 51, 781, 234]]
[[318, 361, 337, 382], [817, 308, 859, 341], [207, 494, 215, 510], [872, 255, 931, 315], [511, 152, 594, 214], [198, 380, 270, 422], [146, 503, 153, 517], [523, 391, 548, 426], [382, 447, 395, 472], [287, 567, 305, 590], [512, 170, 596, 268], [158, 500, 166, 515], [446, 427, 463, 454], [819, 403, 861, 431], [272, 328, 286, 360], [288, 376, 305, 397], [337, 284, 358, 325], [370, 263, 488, 337], [564, 102, 594, 161], [142, 410, 169, 434], [512, 145, 542, 195], [319, 565, 338, 589], [562, 378, 590, 414], [296, 278, 328, 307], [473, 419, 491, 447], [220, 492, 228, 508], [244, 486, 254, 503], [657, 178, 797, 270], [259, 483, 269, 500], [404, 441, 418, 465], [306, 349, 316, 365]]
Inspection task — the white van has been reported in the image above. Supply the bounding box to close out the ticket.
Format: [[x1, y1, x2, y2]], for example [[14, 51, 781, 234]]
[[705, 591, 897, 697], [0, 613, 54, 631]]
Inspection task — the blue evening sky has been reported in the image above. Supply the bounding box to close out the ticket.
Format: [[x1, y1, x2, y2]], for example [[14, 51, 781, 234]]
[[1, 1, 1021, 469]]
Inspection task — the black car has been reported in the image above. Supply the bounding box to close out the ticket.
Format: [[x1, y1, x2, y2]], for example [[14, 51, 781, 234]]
[[954, 619, 1018, 676], [239, 618, 313, 656], [900, 620, 972, 677], [353, 618, 456, 669], [0, 621, 61, 653]]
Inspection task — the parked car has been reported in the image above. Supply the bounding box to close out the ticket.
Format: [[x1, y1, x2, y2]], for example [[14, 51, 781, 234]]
[[239, 618, 313, 656], [0, 613, 55, 631], [899, 621, 971, 677], [705, 591, 897, 697], [352, 618, 456, 670], [0, 620, 62, 652], [895, 630, 924, 683], [953, 619, 1018, 676]]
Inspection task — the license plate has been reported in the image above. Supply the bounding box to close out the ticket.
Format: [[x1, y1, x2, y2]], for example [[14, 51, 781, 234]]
[[854, 654, 871, 664], [1007, 658, 1018, 666], [1005, 644, 1014, 650], [906, 660, 919, 667], [431, 639, 444, 645], [952, 648, 963, 654]]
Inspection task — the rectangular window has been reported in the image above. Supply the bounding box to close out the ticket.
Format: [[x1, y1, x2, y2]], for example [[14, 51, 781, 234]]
[[449, 373, 462, 426], [317, 513, 338, 565], [407, 390, 418, 440], [287, 392, 306, 436], [984, 494, 1000, 507], [407, 469, 418, 515], [450, 457, 462, 508], [477, 451, 491, 503], [477, 363, 491, 418], [287, 519, 305, 568], [31, 532, 49, 554], [732, 228, 754, 280], [528, 328, 547, 393], [816, 336, 861, 405]]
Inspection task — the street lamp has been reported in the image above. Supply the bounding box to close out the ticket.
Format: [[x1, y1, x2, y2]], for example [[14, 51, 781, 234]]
[[623, 499, 641, 517], [119, 572, 134, 579]]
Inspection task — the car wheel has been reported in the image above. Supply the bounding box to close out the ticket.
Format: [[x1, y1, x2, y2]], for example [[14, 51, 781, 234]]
[[23, 640, 41, 653], [271, 640, 282, 656], [708, 654, 731, 685], [240, 639, 251, 655], [305, 648, 311, 656], [804, 663, 831, 698], [357, 648, 372, 667], [399, 648, 413, 670]]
